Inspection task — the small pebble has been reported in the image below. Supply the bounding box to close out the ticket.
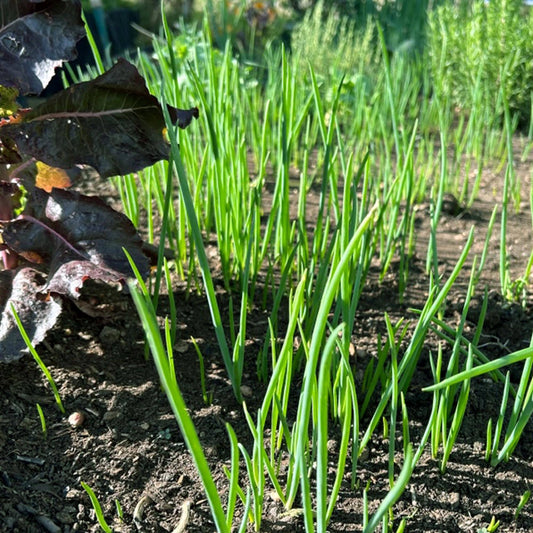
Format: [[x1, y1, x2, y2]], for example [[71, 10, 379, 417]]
[[175, 340, 189, 353], [356, 348, 368, 360], [240, 385, 253, 397], [68, 411, 85, 428], [449, 492, 460, 509], [473, 441, 484, 453], [327, 439, 337, 453], [65, 489, 83, 500]]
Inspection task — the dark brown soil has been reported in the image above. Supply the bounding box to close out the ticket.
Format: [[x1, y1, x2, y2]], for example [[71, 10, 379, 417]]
[[2, 138, 533, 532]]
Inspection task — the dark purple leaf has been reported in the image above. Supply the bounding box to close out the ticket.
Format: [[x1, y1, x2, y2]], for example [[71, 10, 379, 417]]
[[0, 59, 199, 177], [0, 0, 85, 95], [1, 187, 150, 299], [0, 267, 62, 363], [169, 106, 200, 129], [0, 181, 20, 221]]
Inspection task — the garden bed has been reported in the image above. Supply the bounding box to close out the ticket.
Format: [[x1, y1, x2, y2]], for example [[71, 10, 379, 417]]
[[1, 142, 533, 532]]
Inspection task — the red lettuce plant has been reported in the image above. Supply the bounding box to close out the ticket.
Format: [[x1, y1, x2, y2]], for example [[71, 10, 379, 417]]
[[0, 0, 198, 362]]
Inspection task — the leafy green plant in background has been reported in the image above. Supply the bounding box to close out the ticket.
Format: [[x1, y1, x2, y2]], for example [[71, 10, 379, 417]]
[[205, 0, 292, 59], [288, 0, 436, 52], [290, 0, 377, 80], [81, 0, 135, 9], [428, 0, 533, 128]]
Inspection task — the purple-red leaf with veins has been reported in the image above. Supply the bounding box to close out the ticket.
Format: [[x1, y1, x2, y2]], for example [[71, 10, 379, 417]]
[[0, 59, 199, 177], [0, 267, 62, 363], [1, 187, 150, 300], [0, 0, 85, 95]]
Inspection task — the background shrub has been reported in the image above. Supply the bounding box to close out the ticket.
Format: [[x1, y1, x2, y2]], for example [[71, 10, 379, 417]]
[[428, 0, 533, 126], [290, 0, 377, 79]]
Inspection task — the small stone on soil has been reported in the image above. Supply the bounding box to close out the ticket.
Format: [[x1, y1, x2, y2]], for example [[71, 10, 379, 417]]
[[240, 385, 253, 397], [175, 339, 189, 353], [68, 411, 85, 428], [449, 492, 460, 509]]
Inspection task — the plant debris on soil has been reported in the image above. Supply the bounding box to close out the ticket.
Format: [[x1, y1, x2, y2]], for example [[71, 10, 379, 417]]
[[1, 141, 533, 533]]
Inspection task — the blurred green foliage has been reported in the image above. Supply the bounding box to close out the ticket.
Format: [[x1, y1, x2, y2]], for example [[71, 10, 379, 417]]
[[290, 0, 378, 79], [428, 0, 533, 126]]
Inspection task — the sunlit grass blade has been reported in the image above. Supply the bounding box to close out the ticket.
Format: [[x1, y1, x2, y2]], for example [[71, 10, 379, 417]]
[[440, 344, 474, 472], [287, 201, 379, 509], [363, 445, 414, 533], [36, 403, 47, 440], [238, 405, 265, 531], [161, 99, 239, 401], [316, 323, 345, 532], [80, 9, 105, 75], [128, 279, 230, 533], [360, 227, 474, 453], [423, 345, 533, 393], [224, 424, 242, 529], [379, 315, 399, 488], [515, 490, 531, 519], [81, 482, 112, 533], [11, 304, 65, 414]]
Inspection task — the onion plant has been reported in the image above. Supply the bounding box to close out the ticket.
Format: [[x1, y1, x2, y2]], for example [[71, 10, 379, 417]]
[[127, 274, 238, 533], [113, 1, 533, 531], [81, 482, 113, 533], [7, 2, 532, 531], [12, 305, 65, 414]]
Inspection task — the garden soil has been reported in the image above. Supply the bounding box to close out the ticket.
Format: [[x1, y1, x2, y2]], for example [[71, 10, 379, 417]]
[[2, 138, 533, 532]]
